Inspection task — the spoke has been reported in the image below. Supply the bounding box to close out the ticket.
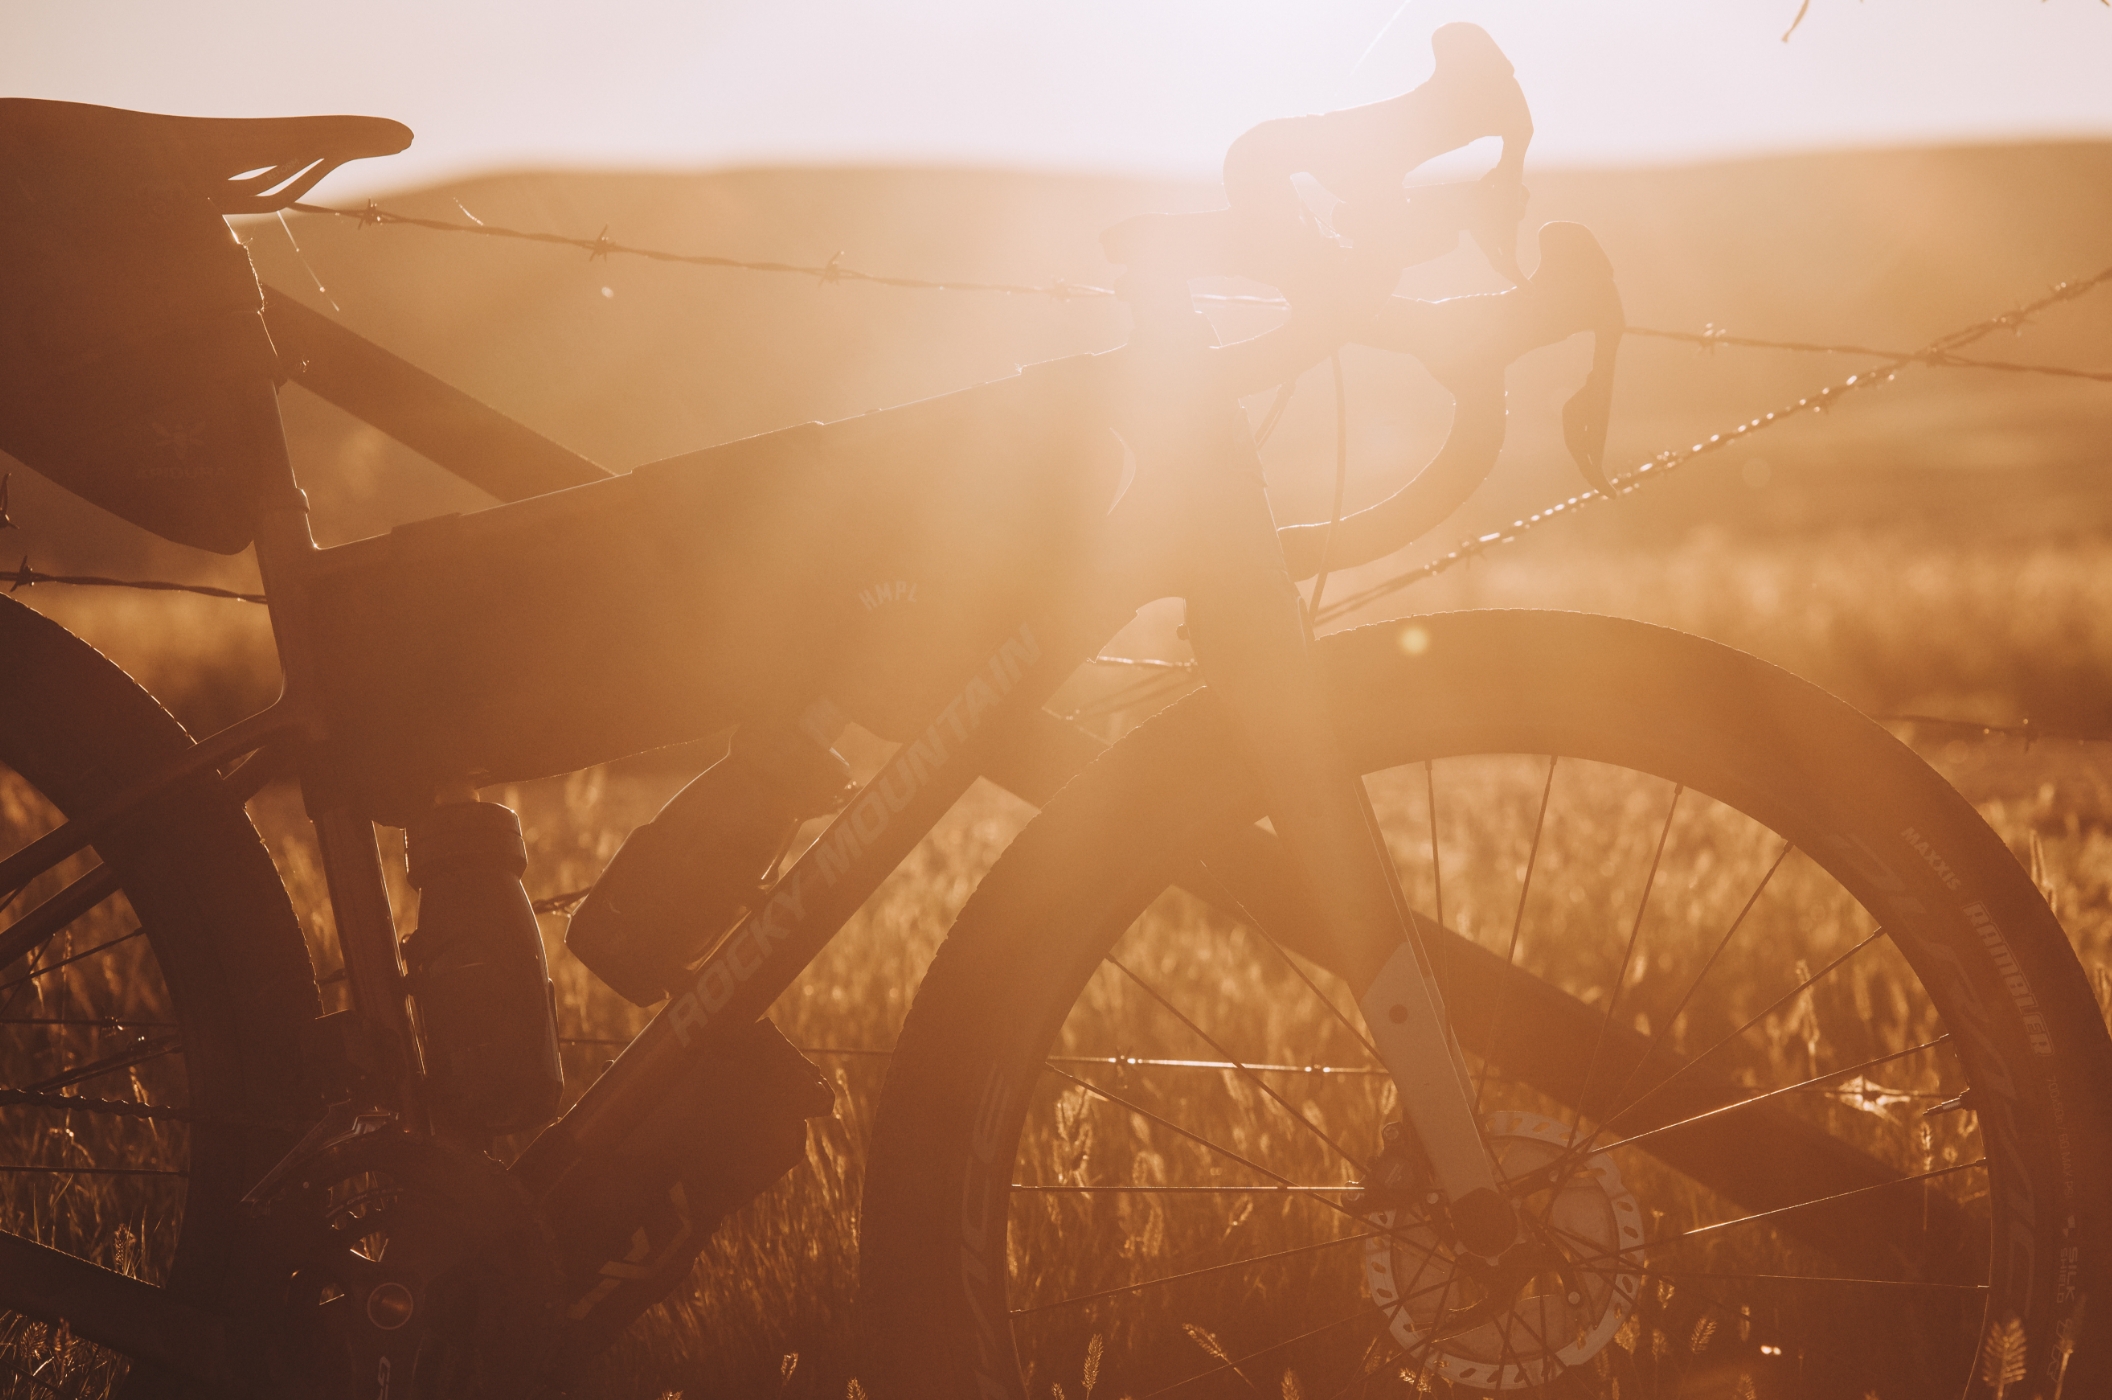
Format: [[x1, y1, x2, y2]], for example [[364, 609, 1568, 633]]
[[1499, 1285, 1567, 1392], [1551, 1253, 1732, 1389], [1048, 1054, 1385, 1076], [1105, 953, 1369, 1174], [1572, 784, 1683, 1135], [0, 864, 121, 971], [0, 926, 147, 998], [1551, 1243, 1994, 1386], [0, 1088, 199, 1123], [1604, 925, 1890, 1136], [1137, 1301, 1389, 1400], [1564, 1260, 1988, 1293], [1041, 1065, 1444, 1262], [1195, 860, 1385, 1066], [27, 1034, 181, 1094], [0, 1354, 75, 1398], [1550, 838, 1796, 1176], [1325, 1337, 1406, 1400], [1395, 761, 1460, 1077], [1475, 755, 1556, 1115], [1042, 1063, 1300, 1191], [1321, 1268, 1475, 1400], [1011, 1185, 1357, 1195], [1424, 759, 1443, 983], [0, 1016, 177, 1029], [1010, 1229, 1376, 1316], [1675, 1156, 1987, 1245], [0, 1164, 186, 1177], [1347, 1291, 1462, 1400], [1594, 838, 1793, 1129], [1596, 1035, 1950, 1159], [1550, 1157, 1988, 1270]]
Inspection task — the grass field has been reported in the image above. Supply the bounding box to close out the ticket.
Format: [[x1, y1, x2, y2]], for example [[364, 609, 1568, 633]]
[[5, 523, 2112, 1398]]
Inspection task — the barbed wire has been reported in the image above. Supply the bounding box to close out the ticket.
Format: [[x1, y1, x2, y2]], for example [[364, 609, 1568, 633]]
[[13, 216, 2110, 737], [1874, 714, 2112, 749], [7, 556, 266, 605], [290, 199, 1123, 301], [11, 248, 2105, 630], [288, 199, 2109, 383], [1627, 326, 2112, 384], [2, 474, 269, 603], [1312, 263, 2112, 623]]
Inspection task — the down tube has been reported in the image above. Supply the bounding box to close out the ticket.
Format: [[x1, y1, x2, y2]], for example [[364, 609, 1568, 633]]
[[512, 601, 1121, 1201]]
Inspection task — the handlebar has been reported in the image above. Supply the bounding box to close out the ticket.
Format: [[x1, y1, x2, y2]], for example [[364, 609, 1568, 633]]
[[1098, 23, 1623, 585], [1222, 22, 1532, 278], [1275, 222, 1624, 582]]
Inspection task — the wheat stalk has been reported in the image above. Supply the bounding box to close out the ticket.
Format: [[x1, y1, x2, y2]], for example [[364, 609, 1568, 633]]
[[1979, 1315, 2027, 1400]]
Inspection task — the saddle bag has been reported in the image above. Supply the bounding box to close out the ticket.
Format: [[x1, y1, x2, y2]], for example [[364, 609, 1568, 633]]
[[0, 100, 285, 554]]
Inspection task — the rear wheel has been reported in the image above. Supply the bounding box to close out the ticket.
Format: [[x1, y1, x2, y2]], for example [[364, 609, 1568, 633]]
[[0, 596, 319, 1396], [861, 610, 2112, 1400]]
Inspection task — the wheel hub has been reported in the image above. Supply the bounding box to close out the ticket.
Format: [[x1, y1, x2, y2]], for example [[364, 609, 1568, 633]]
[[1362, 1110, 1645, 1390]]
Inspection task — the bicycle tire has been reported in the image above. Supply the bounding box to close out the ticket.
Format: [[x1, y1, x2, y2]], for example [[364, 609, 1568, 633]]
[[860, 609, 2112, 1400], [0, 595, 319, 1397]]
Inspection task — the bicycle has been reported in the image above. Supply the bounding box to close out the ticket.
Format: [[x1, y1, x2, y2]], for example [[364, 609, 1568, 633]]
[[1, 22, 2108, 1400]]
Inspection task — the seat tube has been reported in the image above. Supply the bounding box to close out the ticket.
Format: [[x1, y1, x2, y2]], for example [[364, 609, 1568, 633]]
[[1178, 398, 1510, 1246], [246, 383, 424, 1108]]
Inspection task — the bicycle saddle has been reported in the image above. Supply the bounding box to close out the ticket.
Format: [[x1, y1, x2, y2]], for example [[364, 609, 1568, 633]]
[[0, 98, 412, 213]]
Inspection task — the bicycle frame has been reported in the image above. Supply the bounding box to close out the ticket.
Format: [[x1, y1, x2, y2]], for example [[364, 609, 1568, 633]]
[[0, 278, 1529, 1377]]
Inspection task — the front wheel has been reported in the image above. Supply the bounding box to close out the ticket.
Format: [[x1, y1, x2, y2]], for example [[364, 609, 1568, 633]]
[[860, 610, 2112, 1400]]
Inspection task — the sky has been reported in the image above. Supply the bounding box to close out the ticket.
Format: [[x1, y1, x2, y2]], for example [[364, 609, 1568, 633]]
[[6, 1, 2112, 196]]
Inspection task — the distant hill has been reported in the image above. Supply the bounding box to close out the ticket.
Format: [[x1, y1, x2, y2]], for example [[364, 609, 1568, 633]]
[[6, 144, 2110, 588]]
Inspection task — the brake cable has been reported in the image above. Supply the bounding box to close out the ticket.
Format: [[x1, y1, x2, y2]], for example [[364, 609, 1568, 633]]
[[1252, 378, 1298, 447], [1306, 351, 1351, 625]]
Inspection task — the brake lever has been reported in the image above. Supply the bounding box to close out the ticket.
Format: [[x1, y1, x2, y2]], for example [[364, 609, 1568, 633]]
[[1539, 222, 1625, 494]]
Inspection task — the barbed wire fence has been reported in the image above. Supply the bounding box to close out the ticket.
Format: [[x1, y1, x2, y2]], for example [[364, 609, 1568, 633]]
[[7, 202, 2110, 736], [1314, 263, 2112, 623]]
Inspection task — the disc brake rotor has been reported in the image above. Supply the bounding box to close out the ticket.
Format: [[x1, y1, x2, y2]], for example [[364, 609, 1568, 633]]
[[1363, 1110, 1646, 1390]]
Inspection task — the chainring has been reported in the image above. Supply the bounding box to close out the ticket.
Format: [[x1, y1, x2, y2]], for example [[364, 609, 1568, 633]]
[[1363, 1110, 1646, 1390], [246, 1129, 563, 1400]]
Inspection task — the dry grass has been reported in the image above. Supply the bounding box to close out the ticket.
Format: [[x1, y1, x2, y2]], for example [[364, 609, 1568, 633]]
[[998, 759, 1987, 1400], [5, 525, 2112, 1398], [0, 785, 182, 1400]]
